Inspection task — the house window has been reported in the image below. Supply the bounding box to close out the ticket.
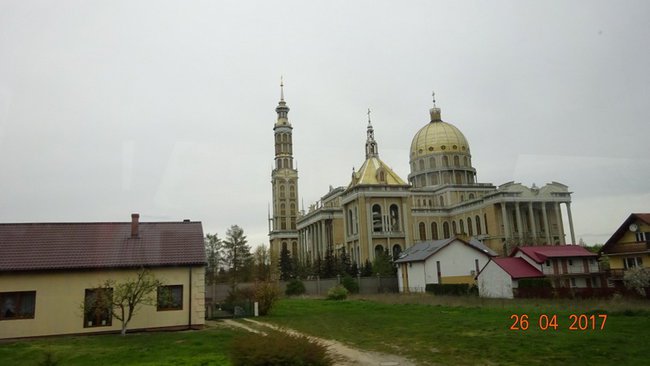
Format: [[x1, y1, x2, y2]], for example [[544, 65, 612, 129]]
[[84, 288, 112, 328], [570, 278, 576, 287], [545, 260, 551, 267], [635, 231, 650, 242], [1, 291, 36, 320], [568, 259, 573, 266], [157, 285, 183, 311], [624, 257, 643, 269]]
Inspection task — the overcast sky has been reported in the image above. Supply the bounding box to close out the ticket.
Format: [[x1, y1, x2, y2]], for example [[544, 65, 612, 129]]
[[1, 1, 649, 248]]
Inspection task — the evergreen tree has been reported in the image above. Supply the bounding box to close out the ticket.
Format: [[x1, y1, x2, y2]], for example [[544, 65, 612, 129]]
[[361, 259, 373, 277], [222, 225, 253, 283], [350, 261, 359, 276], [373, 248, 396, 276], [279, 245, 293, 281], [339, 250, 352, 276], [312, 255, 322, 277], [322, 247, 336, 278], [204, 233, 223, 284]]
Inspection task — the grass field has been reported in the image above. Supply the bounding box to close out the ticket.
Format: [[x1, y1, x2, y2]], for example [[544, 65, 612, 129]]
[[265, 295, 650, 365], [1, 295, 649, 365], [0, 326, 241, 366]]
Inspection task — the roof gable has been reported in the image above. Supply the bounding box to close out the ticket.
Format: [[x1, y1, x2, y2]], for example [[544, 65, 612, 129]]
[[395, 237, 495, 263], [602, 213, 650, 254], [349, 157, 408, 188], [0, 221, 206, 272]]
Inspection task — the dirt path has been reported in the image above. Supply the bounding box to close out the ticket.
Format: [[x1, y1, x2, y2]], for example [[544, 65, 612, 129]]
[[214, 318, 416, 366]]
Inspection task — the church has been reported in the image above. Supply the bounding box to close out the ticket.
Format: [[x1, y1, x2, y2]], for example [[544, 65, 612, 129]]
[[269, 84, 576, 267]]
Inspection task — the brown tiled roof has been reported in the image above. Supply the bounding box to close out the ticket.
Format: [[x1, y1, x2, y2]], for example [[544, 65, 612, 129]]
[[0, 221, 206, 272], [513, 245, 597, 264]]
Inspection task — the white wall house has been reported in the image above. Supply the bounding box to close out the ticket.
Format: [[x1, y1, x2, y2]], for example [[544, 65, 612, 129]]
[[477, 258, 544, 299], [395, 237, 496, 292]]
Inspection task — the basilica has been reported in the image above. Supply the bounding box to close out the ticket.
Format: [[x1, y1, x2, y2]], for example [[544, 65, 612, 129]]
[[269, 84, 576, 267]]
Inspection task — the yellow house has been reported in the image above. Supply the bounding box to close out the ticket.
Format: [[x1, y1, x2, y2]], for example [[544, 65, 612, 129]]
[[601, 213, 650, 287], [0, 214, 206, 339]]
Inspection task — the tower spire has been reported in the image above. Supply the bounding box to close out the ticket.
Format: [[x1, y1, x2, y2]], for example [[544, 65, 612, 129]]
[[280, 76, 285, 102], [365, 108, 379, 159], [275, 77, 290, 124], [429, 90, 442, 122]]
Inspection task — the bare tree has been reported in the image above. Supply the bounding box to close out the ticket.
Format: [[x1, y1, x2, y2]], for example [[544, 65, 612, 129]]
[[85, 268, 163, 336]]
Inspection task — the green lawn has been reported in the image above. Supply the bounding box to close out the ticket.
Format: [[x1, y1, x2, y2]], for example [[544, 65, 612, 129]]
[[266, 296, 650, 366], [0, 325, 240, 366]]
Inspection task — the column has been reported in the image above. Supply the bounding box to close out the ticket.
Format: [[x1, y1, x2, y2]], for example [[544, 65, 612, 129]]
[[501, 203, 510, 240], [528, 202, 537, 243], [555, 203, 566, 245], [515, 202, 523, 242], [542, 202, 551, 244], [402, 201, 410, 247], [566, 202, 576, 245]]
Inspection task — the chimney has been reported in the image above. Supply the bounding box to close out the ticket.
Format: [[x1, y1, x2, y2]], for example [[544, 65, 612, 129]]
[[131, 213, 140, 238]]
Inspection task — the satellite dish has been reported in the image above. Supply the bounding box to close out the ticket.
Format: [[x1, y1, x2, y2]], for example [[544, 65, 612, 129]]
[[629, 223, 639, 232]]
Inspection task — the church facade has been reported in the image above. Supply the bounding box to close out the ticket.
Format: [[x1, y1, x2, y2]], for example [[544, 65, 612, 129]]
[[269, 88, 576, 267]]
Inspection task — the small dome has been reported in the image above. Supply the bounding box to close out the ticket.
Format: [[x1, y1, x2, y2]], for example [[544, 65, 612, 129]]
[[410, 119, 470, 159]]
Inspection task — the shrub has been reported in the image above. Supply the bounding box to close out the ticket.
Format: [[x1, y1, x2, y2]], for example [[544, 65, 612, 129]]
[[230, 331, 333, 366], [341, 275, 359, 294], [254, 281, 280, 316], [425, 283, 475, 296], [285, 279, 306, 296], [327, 284, 348, 300], [624, 268, 650, 297], [518, 278, 553, 289]]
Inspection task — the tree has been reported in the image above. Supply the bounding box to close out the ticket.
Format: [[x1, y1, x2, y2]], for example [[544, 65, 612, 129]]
[[85, 268, 163, 336], [279, 245, 293, 281], [322, 247, 336, 278], [222, 225, 253, 283], [361, 260, 373, 277], [372, 249, 396, 276], [253, 244, 271, 281], [205, 233, 224, 284]]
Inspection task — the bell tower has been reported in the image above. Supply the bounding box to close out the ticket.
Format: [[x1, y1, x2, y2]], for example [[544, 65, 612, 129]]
[[269, 78, 300, 263]]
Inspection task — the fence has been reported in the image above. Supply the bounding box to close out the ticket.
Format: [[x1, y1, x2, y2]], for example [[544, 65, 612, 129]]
[[205, 275, 398, 304]]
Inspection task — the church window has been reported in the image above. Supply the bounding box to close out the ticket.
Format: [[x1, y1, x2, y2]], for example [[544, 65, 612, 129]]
[[431, 222, 439, 240], [290, 203, 296, 212], [441, 145, 446, 150], [464, 156, 468, 166], [442, 156, 449, 167], [392, 244, 402, 260], [290, 217, 296, 230], [443, 222, 450, 238], [428, 199, 432, 206], [439, 196, 444, 206], [280, 203, 286, 216], [290, 185, 295, 198], [389, 204, 400, 231], [428, 147, 434, 151], [353, 207, 359, 234], [484, 214, 489, 234], [476, 215, 482, 235], [372, 204, 382, 233], [280, 185, 285, 198], [432, 174, 439, 185], [375, 245, 384, 258], [292, 242, 298, 257], [452, 145, 458, 150], [452, 221, 457, 235], [467, 217, 473, 236], [469, 193, 475, 199], [454, 156, 460, 166], [282, 242, 287, 251], [419, 176, 426, 187], [419, 222, 426, 240], [347, 209, 353, 235], [419, 160, 424, 170], [429, 157, 436, 168], [460, 219, 465, 234]]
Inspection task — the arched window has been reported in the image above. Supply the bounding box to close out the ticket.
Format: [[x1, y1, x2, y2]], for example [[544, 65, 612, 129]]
[[378, 170, 385, 182], [443, 222, 450, 238], [459, 219, 465, 234], [290, 216, 296, 230], [280, 203, 286, 216], [431, 222, 439, 240], [348, 209, 353, 235], [419, 222, 426, 240], [282, 241, 287, 251], [484, 214, 489, 234], [454, 156, 460, 166], [375, 245, 384, 258], [428, 199, 433, 206], [464, 156, 468, 166], [392, 244, 402, 260], [290, 203, 295, 213], [289, 185, 295, 198], [467, 217, 473, 236], [429, 157, 436, 168], [469, 193, 475, 199], [419, 160, 424, 170], [443, 156, 449, 167], [439, 196, 444, 206], [476, 215, 482, 235], [280, 185, 285, 198], [455, 172, 463, 184], [389, 204, 400, 231], [452, 221, 457, 235], [432, 174, 439, 185], [372, 204, 382, 232], [292, 241, 297, 257]]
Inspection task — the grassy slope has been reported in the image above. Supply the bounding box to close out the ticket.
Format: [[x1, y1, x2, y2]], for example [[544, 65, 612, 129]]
[[0, 326, 239, 366], [266, 297, 650, 366]]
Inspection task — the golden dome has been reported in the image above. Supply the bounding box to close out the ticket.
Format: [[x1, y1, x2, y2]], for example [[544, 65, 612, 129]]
[[410, 110, 470, 159]]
